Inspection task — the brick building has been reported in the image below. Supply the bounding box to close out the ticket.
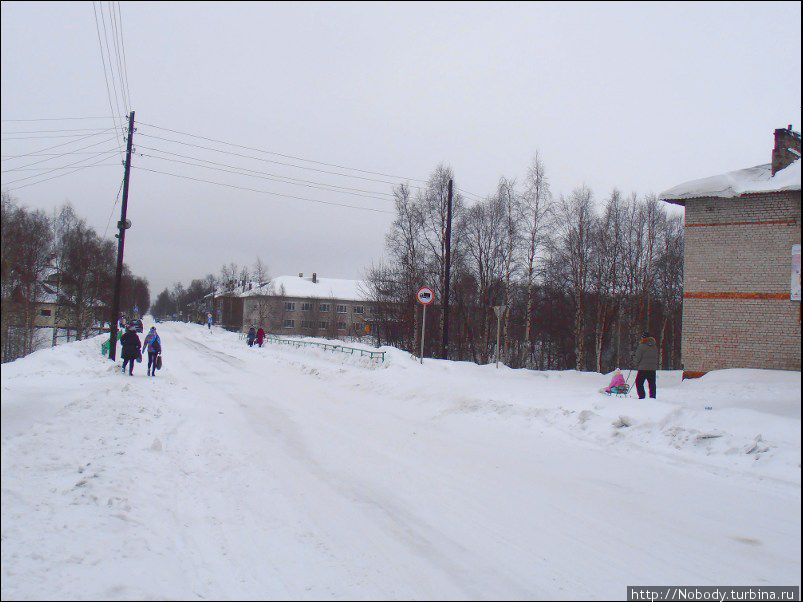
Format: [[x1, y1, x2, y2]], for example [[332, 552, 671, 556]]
[[239, 273, 378, 339], [661, 127, 801, 377]]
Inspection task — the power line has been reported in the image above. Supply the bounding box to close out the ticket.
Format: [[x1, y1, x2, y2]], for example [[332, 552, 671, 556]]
[[103, 177, 126, 238], [98, 2, 125, 121], [115, 2, 133, 109], [0, 129, 115, 161], [137, 152, 394, 202], [108, 1, 129, 112], [3, 157, 120, 192], [136, 130, 421, 189], [136, 120, 429, 184], [136, 144, 395, 198], [1, 137, 118, 164], [0, 116, 122, 122], [92, 2, 125, 157], [2, 132, 118, 140], [1, 147, 119, 172], [133, 165, 394, 214], [1, 149, 120, 186], [0, 127, 112, 134]]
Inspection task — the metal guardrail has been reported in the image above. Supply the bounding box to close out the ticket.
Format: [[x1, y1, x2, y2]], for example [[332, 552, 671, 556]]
[[263, 334, 385, 362]]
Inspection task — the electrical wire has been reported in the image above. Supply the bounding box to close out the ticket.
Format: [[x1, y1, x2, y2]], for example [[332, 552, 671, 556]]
[[0, 136, 118, 165], [136, 144, 395, 198], [115, 2, 133, 109], [1, 116, 122, 122], [103, 177, 126, 238], [3, 157, 120, 192], [1, 146, 119, 172], [92, 2, 125, 157], [135, 120, 428, 184], [133, 165, 394, 214], [0, 129, 115, 161], [1, 149, 120, 186], [136, 131, 421, 188]]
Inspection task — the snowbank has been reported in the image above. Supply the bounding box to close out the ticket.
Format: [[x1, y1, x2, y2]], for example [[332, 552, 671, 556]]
[[2, 322, 800, 600]]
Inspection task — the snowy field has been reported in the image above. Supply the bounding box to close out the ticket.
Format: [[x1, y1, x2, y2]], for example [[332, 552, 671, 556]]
[[1, 321, 800, 600]]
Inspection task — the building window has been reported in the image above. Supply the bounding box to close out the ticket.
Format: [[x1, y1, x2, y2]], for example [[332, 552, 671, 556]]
[[40, 309, 52, 317], [319, 303, 330, 313], [336, 304, 347, 314], [283, 319, 295, 328], [301, 302, 312, 311], [370, 306, 380, 315], [284, 301, 295, 311], [353, 305, 365, 314], [337, 321, 347, 330], [319, 321, 328, 329]]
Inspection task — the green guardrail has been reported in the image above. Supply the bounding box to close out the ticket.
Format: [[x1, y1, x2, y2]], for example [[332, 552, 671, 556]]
[[100, 330, 123, 356], [264, 334, 385, 362]]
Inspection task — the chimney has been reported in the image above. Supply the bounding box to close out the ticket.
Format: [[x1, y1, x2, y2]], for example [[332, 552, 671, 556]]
[[772, 125, 801, 175], [312, 272, 317, 284]]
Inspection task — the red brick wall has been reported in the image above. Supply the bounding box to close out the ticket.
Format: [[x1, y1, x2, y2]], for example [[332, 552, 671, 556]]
[[681, 191, 801, 373]]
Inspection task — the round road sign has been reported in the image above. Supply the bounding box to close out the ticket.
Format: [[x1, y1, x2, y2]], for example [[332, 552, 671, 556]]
[[416, 286, 435, 305]]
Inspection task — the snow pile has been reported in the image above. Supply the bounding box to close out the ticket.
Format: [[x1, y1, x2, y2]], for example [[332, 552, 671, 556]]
[[660, 159, 801, 202], [2, 322, 800, 600]]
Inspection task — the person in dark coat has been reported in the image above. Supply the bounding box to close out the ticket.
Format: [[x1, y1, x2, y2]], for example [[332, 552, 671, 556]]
[[256, 326, 265, 347], [633, 331, 660, 399], [246, 326, 256, 347], [120, 325, 142, 376]]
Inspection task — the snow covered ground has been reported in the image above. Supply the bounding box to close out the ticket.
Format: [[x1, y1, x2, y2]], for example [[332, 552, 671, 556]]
[[2, 321, 800, 600]]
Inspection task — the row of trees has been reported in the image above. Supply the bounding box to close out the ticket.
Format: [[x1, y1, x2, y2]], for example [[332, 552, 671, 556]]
[[150, 258, 270, 322], [1, 192, 150, 362], [365, 157, 684, 372]]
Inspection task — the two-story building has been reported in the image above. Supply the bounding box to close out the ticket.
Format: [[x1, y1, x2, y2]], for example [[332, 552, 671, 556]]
[[660, 126, 801, 377], [240, 272, 377, 339]]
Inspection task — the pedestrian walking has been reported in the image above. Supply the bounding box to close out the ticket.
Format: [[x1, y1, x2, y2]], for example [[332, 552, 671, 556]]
[[633, 331, 659, 399], [246, 326, 256, 347], [120, 325, 142, 376], [142, 326, 162, 377], [207, 313, 213, 331], [256, 326, 265, 347]]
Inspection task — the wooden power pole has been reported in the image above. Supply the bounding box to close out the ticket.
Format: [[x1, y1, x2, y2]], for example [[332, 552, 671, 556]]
[[108, 110, 135, 361], [441, 178, 453, 359]]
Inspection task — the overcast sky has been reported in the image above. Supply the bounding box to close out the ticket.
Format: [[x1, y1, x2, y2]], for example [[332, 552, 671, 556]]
[[2, 1, 801, 296]]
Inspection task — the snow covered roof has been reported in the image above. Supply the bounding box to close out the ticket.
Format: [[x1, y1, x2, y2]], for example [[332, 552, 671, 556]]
[[242, 275, 368, 301], [660, 159, 801, 205]]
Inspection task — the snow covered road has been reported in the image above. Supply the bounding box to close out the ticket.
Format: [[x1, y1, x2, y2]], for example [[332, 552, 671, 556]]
[[2, 322, 800, 600]]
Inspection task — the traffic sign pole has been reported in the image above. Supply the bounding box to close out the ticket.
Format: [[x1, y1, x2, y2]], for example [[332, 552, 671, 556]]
[[416, 286, 434, 364], [420, 304, 426, 364]]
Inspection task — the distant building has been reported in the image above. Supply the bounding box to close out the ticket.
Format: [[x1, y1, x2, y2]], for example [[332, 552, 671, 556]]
[[660, 126, 801, 377], [241, 272, 377, 339]]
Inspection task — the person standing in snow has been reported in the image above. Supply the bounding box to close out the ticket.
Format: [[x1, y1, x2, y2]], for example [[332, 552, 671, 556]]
[[246, 326, 256, 347], [142, 326, 162, 377], [633, 331, 659, 399], [256, 326, 265, 347], [207, 313, 213, 330], [120, 325, 142, 376]]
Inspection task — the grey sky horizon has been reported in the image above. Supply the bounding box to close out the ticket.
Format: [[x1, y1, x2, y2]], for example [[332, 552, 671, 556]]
[[2, 1, 801, 297]]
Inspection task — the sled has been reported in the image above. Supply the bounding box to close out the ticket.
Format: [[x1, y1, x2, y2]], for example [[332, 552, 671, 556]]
[[156, 355, 162, 370], [603, 384, 631, 397]]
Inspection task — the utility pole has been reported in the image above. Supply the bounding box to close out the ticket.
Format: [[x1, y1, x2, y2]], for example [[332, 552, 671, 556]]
[[108, 111, 135, 361], [441, 178, 453, 359]]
